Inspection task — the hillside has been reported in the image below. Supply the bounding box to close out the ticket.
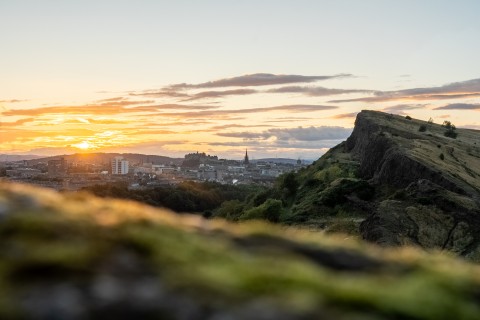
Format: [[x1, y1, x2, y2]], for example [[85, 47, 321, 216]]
[[285, 110, 480, 259], [26, 153, 183, 166], [0, 154, 43, 162], [2, 182, 480, 319]]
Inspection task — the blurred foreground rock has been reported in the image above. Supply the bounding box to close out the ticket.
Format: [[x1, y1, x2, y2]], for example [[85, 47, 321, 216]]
[[1, 182, 480, 319]]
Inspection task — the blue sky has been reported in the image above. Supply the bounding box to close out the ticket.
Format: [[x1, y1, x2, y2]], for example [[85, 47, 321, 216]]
[[1, 1, 480, 158]]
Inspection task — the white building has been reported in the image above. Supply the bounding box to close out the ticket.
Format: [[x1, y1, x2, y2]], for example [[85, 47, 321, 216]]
[[111, 156, 129, 175]]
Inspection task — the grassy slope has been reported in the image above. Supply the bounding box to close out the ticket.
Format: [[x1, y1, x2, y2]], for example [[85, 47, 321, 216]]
[[2, 182, 480, 319], [358, 111, 480, 198]]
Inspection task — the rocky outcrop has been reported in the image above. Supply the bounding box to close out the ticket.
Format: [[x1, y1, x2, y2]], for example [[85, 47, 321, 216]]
[[346, 111, 473, 195], [343, 111, 480, 257], [3, 182, 480, 319], [293, 110, 480, 259], [361, 179, 480, 258]]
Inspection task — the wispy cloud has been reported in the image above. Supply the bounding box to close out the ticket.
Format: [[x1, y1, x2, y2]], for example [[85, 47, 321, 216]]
[[217, 126, 352, 141], [0, 128, 97, 143], [183, 89, 258, 101], [169, 73, 353, 89], [382, 104, 427, 113], [330, 112, 358, 119], [129, 90, 190, 99], [263, 117, 311, 123], [267, 85, 371, 97], [2, 103, 219, 117], [210, 124, 275, 130], [0, 118, 36, 127], [330, 78, 480, 103], [0, 99, 27, 103], [434, 103, 480, 110], [157, 104, 337, 119]]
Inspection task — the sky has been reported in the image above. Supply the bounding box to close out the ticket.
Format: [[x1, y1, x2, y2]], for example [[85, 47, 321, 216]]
[[1, 0, 480, 160]]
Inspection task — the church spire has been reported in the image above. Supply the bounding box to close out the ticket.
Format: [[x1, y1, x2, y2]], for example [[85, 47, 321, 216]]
[[244, 149, 249, 165]]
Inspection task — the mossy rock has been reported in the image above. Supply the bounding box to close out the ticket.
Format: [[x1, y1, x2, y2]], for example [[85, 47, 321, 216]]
[[2, 182, 480, 319]]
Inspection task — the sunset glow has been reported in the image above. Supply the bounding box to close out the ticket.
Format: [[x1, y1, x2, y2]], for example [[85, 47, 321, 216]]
[[73, 141, 93, 150], [1, 1, 479, 159]]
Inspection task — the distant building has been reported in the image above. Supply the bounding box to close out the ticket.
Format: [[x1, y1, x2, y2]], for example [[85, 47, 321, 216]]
[[6, 168, 42, 178], [111, 157, 129, 175], [244, 149, 249, 165], [48, 158, 67, 177]]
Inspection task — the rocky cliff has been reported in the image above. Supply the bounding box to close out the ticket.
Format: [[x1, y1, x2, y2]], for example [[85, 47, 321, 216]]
[[2, 182, 480, 319], [291, 110, 480, 260]]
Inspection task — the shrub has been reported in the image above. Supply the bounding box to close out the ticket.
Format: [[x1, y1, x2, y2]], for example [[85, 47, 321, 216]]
[[278, 172, 298, 198], [439, 153, 445, 160], [419, 125, 427, 132], [313, 164, 351, 184], [442, 121, 454, 130], [214, 200, 245, 220], [325, 219, 359, 235], [320, 179, 374, 207], [442, 120, 458, 138], [405, 115, 412, 120], [444, 130, 458, 139], [240, 199, 283, 222]]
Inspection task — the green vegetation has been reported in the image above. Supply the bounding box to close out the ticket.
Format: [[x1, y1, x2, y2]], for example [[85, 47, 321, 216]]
[[83, 181, 262, 216], [443, 120, 458, 139], [214, 144, 368, 232], [2, 182, 480, 319]]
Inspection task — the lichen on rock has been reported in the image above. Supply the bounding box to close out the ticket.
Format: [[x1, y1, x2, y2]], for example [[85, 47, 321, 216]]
[[2, 182, 480, 319]]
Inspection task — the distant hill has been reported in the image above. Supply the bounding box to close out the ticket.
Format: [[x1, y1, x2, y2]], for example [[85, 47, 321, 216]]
[[26, 152, 183, 166], [0, 154, 43, 162], [252, 158, 313, 165]]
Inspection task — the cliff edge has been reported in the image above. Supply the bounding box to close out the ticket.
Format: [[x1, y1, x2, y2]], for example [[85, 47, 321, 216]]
[[289, 110, 480, 259]]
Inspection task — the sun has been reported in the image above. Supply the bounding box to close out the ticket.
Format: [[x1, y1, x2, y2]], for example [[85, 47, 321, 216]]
[[73, 141, 92, 150]]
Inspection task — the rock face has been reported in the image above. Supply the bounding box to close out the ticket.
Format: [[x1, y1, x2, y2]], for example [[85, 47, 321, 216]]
[[288, 110, 480, 259], [343, 111, 480, 258], [345, 111, 479, 197], [2, 182, 480, 319]]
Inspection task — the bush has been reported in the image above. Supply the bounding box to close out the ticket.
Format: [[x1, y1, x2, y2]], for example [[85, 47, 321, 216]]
[[405, 116, 412, 120], [442, 121, 458, 139], [214, 200, 245, 220], [439, 153, 445, 160], [278, 172, 298, 198], [442, 121, 454, 130], [419, 125, 427, 132], [320, 179, 374, 207], [444, 130, 458, 139], [240, 199, 283, 222]]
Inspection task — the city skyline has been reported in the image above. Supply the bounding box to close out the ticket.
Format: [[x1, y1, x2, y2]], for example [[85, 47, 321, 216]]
[[1, 1, 480, 159]]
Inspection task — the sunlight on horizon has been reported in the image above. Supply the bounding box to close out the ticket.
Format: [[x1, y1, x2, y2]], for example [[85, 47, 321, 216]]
[[1, 1, 479, 159]]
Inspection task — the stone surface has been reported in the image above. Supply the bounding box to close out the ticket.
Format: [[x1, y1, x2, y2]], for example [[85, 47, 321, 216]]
[[2, 182, 480, 319]]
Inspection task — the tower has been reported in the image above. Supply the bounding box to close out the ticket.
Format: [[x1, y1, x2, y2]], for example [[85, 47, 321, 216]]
[[111, 156, 129, 175], [244, 149, 249, 165]]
